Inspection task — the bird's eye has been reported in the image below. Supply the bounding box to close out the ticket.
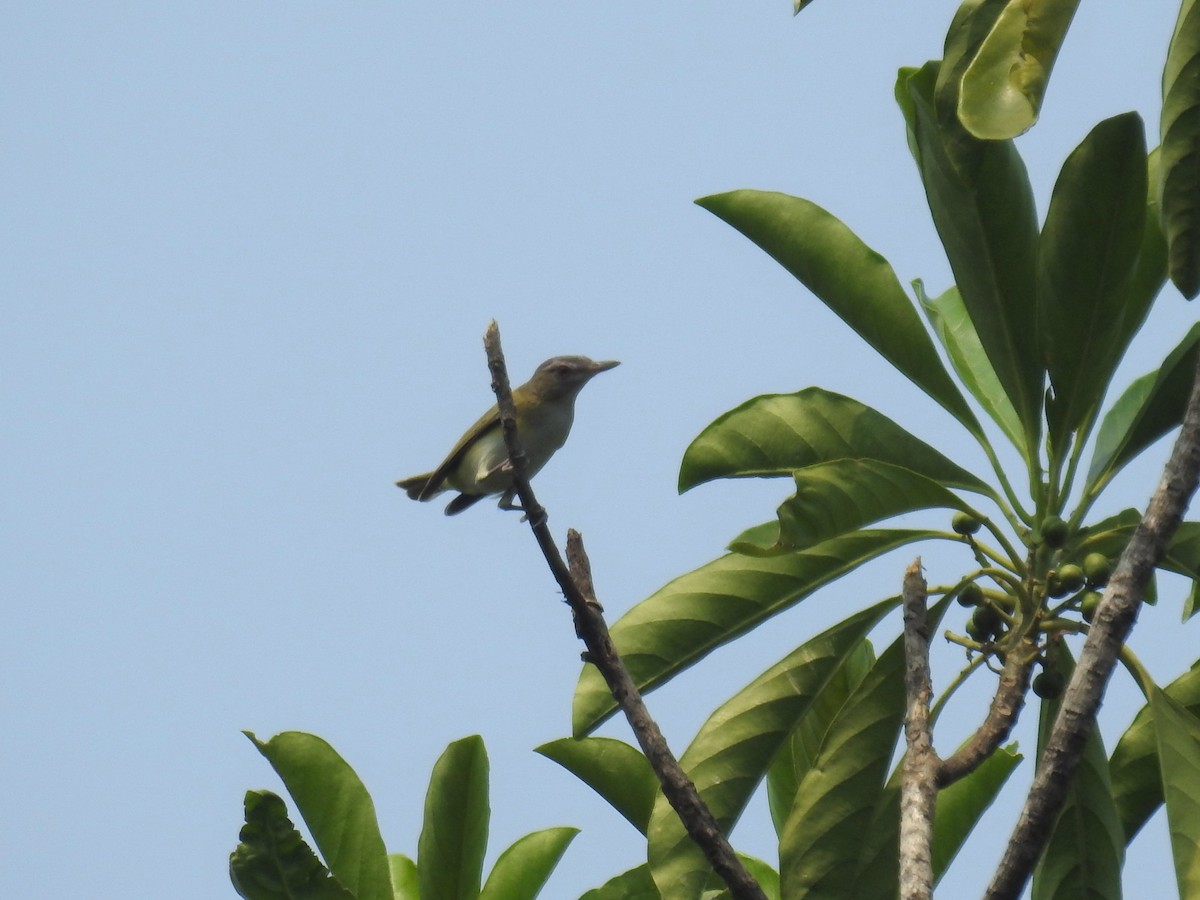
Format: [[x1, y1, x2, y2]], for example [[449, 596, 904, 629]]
[[552, 364, 570, 376]]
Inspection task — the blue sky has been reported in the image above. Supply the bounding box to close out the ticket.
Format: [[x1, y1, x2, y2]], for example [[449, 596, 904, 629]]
[[3, 2, 1195, 897]]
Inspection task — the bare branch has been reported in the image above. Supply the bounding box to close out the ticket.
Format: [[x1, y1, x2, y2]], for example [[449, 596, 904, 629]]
[[936, 642, 1036, 788], [984, 354, 1200, 900], [900, 559, 935, 900], [482, 322, 767, 900]]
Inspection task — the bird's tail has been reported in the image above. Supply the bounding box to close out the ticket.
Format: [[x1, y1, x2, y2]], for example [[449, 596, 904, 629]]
[[396, 472, 440, 500]]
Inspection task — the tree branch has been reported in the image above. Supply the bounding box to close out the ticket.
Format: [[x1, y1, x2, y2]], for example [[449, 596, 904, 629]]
[[984, 354, 1200, 900], [900, 558, 935, 900], [482, 322, 767, 900]]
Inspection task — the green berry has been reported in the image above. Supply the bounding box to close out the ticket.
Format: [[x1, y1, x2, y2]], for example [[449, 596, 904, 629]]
[[1041, 516, 1069, 548], [1056, 564, 1085, 594], [1079, 590, 1102, 623], [1083, 552, 1112, 586], [971, 605, 1002, 639], [952, 512, 982, 536], [1032, 670, 1065, 699], [957, 582, 984, 607]]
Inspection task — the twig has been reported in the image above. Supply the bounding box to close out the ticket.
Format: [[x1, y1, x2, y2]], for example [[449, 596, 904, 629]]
[[482, 322, 767, 900], [900, 559, 935, 900], [984, 353, 1200, 900]]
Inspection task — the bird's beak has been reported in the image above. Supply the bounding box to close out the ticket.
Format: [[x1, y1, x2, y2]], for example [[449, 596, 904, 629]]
[[590, 360, 620, 374]]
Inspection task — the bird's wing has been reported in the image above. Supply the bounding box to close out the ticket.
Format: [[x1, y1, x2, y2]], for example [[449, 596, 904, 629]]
[[419, 403, 503, 499]]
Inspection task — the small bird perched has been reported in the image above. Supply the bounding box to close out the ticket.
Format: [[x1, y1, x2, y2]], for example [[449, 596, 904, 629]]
[[397, 355, 619, 515]]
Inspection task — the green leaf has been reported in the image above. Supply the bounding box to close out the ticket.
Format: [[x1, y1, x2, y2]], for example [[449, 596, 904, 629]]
[[246, 732, 393, 900], [767, 641, 875, 834], [777, 594, 950, 899], [571, 529, 939, 736], [900, 60, 1043, 445], [1086, 323, 1200, 492], [695, 190, 980, 435], [578, 863, 660, 900], [418, 735, 490, 900], [1039, 112, 1148, 448], [679, 388, 990, 496], [1031, 648, 1123, 900], [646, 601, 896, 898], [770, 459, 974, 553], [931, 744, 1023, 880], [479, 827, 578, 900], [957, 0, 1082, 139], [915, 280, 1027, 456], [535, 737, 657, 834], [1149, 686, 1200, 896], [230, 790, 355, 900], [390, 855, 419, 900], [1112, 663, 1200, 840], [1161, 0, 1200, 297]]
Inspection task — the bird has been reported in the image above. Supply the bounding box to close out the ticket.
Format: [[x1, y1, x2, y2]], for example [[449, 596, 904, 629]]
[[396, 355, 619, 515]]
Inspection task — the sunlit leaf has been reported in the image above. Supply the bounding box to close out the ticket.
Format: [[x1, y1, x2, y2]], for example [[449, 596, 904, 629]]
[[1039, 112, 1148, 448], [767, 641, 875, 834], [1032, 648, 1123, 900], [535, 737, 657, 834], [1149, 687, 1200, 896], [958, 0, 1082, 139], [679, 388, 990, 496], [899, 59, 1043, 444], [571, 529, 939, 735], [390, 855, 419, 900], [770, 459, 974, 553], [1161, 0, 1200, 297], [479, 827, 578, 900], [578, 863, 659, 900], [646, 602, 895, 897], [695, 190, 980, 436], [245, 732, 392, 900], [931, 743, 1023, 880], [1086, 323, 1200, 493], [777, 595, 950, 898], [915, 280, 1026, 456], [1112, 662, 1200, 840], [418, 735, 490, 900]]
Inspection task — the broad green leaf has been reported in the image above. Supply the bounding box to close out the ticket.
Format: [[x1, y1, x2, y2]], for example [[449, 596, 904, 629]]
[[479, 827, 578, 900], [1112, 662, 1200, 840], [230, 790, 355, 900], [771, 459, 974, 553], [390, 855, 419, 900], [418, 735, 489, 900], [900, 60, 1043, 444], [571, 528, 939, 735], [246, 732, 392, 900], [1149, 686, 1200, 896], [716, 856, 781, 900], [849, 741, 1022, 896], [777, 627, 910, 897], [767, 641, 875, 834], [695, 190, 980, 436], [793, 0, 816, 14], [958, 0, 1082, 139], [1039, 113, 1148, 448], [579, 863, 660, 900], [1161, 0, 1200, 298], [535, 737, 657, 834], [679, 388, 990, 496], [1031, 648, 1123, 900], [915, 280, 1027, 455], [646, 601, 895, 898], [931, 744, 1023, 880], [1086, 323, 1200, 493]]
